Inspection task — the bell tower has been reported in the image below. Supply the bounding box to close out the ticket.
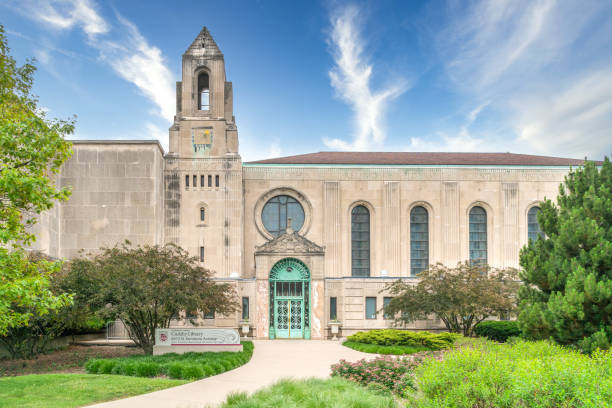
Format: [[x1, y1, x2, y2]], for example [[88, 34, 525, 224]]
[[169, 27, 239, 156], [164, 27, 243, 279]]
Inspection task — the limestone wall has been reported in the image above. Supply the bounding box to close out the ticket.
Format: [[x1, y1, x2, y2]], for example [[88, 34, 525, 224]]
[[54, 141, 165, 259], [242, 165, 567, 277]]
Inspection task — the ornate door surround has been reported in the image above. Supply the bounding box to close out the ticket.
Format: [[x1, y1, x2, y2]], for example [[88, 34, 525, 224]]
[[269, 258, 310, 339]]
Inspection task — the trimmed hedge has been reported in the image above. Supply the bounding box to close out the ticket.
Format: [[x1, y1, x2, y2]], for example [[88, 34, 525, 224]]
[[474, 321, 521, 342], [346, 329, 460, 350], [342, 341, 433, 355], [85, 341, 253, 380]]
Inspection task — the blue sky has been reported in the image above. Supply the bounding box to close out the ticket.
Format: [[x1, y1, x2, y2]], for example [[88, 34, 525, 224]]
[[2, 0, 611, 161]]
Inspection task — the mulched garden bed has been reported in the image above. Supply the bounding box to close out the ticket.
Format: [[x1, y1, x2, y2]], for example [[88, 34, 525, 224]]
[[0, 345, 143, 376]]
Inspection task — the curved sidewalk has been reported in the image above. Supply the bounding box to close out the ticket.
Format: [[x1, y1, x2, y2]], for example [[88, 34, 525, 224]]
[[87, 339, 372, 408]]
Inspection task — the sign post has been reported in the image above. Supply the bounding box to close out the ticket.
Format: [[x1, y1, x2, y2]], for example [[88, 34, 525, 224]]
[[153, 328, 242, 355]]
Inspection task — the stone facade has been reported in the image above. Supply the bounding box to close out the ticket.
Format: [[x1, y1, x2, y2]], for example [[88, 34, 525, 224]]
[[32, 27, 580, 339]]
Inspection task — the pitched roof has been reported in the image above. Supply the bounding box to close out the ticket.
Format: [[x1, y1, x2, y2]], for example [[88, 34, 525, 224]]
[[246, 152, 596, 166], [185, 26, 222, 57]]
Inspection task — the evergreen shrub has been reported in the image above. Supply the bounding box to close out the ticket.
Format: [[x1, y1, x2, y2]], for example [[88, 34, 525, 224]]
[[347, 329, 459, 350], [474, 321, 521, 342]]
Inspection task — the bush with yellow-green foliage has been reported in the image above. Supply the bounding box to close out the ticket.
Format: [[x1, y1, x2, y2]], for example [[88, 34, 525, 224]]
[[413, 339, 612, 407], [347, 329, 459, 350]]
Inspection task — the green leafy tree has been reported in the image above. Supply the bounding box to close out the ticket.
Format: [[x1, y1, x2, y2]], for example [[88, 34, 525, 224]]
[[74, 242, 239, 355], [50, 257, 106, 338], [518, 158, 612, 352], [0, 26, 74, 334], [384, 262, 519, 336]]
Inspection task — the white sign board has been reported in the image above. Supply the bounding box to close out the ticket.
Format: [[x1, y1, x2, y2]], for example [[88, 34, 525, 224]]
[[155, 328, 240, 346]]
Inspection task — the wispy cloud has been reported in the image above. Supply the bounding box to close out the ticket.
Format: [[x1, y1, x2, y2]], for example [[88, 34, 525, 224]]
[[267, 138, 282, 159], [10, 0, 174, 148], [21, 0, 108, 38], [323, 5, 408, 151], [95, 15, 175, 122], [433, 0, 612, 158]]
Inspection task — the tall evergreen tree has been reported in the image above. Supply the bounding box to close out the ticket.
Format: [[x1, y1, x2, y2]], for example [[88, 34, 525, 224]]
[[518, 158, 612, 352]]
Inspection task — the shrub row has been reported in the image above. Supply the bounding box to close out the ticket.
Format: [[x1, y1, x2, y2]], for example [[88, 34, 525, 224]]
[[347, 329, 459, 350], [474, 320, 521, 342], [342, 341, 433, 355], [414, 339, 612, 407], [331, 356, 418, 397], [85, 341, 253, 380]]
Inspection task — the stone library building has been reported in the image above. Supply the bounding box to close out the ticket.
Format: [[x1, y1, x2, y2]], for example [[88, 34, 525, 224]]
[[32, 27, 587, 339]]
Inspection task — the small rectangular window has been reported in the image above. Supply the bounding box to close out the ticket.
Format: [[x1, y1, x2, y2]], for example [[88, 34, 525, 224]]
[[242, 297, 249, 320], [185, 175, 189, 187], [330, 297, 337, 321], [215, 175, 220, 187], [365, 297, 377, 320], [193, 175, 197, 187], [383, 297, 392, 319], [204, 310, 214, 319], [186, 310, 198, 319], [199, 246, 204, 262], [208, 175, 212, 187], [200, 175, 205, 187]]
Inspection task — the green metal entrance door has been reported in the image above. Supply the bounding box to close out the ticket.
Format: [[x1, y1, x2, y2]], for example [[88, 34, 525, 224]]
[[269, 258, 311, 339], [274, 299, 304, 338]]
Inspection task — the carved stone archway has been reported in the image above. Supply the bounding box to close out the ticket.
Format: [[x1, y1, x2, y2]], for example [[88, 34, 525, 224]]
[[253, 230, 325, 339]]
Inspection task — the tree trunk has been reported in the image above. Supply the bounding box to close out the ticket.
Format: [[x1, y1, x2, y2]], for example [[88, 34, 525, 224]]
[[143, 342, 153, 355]]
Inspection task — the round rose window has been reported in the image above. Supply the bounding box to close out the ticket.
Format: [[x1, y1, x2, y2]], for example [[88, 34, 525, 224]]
[[261, 195, 305, 237]]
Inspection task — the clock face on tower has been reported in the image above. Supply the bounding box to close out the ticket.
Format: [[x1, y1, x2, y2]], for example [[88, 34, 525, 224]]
[[192, 128, 213, 155]]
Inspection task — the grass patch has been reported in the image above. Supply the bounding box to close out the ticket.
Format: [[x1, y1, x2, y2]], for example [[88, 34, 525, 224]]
[[219, 377, 398, 407], [413, 339, 612, 407], [0, 373, 186, 408], [343, 340, 433, 355], [85, 341, 253, 380]]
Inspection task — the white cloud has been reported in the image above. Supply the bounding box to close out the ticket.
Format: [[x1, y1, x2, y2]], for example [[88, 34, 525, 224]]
[[434, 0, 612, 158], [11, 0, 174, 143], [25, 0, 108, 37], [406, 103, 504, 153], [96, 15, 175, 121], [323, 5, 408, 151], [512, 70, 612, 158], [145, 123, 169, 152], [266, 138, 282, 159]]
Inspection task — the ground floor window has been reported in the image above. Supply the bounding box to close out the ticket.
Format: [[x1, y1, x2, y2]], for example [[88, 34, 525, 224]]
[[330, 297, 337, 321], [204, 310, 214, 319], [383, 297, 392, 319], [365, 297, 377, 319], [242, 297, 249, 320]]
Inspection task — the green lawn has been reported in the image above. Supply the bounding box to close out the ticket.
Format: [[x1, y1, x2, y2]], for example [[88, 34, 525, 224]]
[[342, 340, 434, 355], [219, 377, 398, 408], [0, 374, 187, 408]]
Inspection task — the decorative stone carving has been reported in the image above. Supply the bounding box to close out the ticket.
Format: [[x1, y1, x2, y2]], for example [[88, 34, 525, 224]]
[[255, 230, 324, 255]]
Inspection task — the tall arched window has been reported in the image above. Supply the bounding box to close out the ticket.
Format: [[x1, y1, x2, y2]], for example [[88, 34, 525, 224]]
[[528, 206, 543, 241], [410, 206, 429, 276], [469, 206, 487, 265], [351, 205, 370, 277], [200, 207, 205, 222], [198, 72, 209, 110]]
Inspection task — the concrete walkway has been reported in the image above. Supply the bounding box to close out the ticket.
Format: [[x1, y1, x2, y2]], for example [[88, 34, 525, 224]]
[[87, 340, 372, 408]]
